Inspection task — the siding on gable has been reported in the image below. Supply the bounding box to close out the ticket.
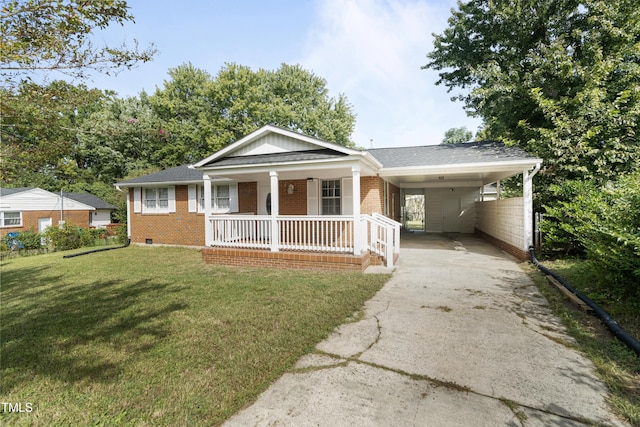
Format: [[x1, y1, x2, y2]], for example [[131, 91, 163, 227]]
[[233, 133, 318, 156]]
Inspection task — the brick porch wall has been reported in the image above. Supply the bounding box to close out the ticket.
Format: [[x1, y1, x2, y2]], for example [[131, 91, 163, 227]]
[[202, 247, 371, 271]]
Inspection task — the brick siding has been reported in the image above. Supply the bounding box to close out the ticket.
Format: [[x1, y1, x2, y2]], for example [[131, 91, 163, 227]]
[[475, 229, 530, 261], [279, 179, 308, 215], [360, 176, 384, 215], [129, 186, 205, 246], [238, 182, 257, 214], [0, 209, 91, 238]]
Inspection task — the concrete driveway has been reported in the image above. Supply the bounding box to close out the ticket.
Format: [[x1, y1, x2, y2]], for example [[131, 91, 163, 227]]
[[225, 233, 625, 426]]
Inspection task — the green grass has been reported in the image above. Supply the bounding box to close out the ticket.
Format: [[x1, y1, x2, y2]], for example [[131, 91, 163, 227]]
[[0, 246, 389, 426], [525, 259, 640, 426]]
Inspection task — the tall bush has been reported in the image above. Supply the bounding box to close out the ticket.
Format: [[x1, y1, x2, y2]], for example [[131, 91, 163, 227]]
[[43, 223, 93, 251], [542, 173, 640, 298]]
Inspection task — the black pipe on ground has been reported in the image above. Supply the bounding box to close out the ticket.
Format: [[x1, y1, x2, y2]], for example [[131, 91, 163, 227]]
[[529, 246, 640, 357], [62, 239, 131, 259]]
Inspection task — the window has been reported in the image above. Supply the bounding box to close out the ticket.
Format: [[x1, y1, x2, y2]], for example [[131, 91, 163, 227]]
[[216, 184, 230, 210], [198, 183, 236, 213], [143, 187, 170, 213], [1, 211, 22, 227], [321, 180, 341, 215]]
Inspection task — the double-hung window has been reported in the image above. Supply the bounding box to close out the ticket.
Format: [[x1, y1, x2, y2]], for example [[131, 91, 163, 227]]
[[321, 180, 341, 215], [198, 183, 236, 213], [1, 211, 22, 227], [143, 187, 169, 213]]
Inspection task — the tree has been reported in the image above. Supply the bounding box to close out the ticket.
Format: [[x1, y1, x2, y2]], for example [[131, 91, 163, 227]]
[[76, 92, 166, 180], [0, 0, 156, 82], [150, 62, 356, 166], [0, 80, 106, 190], [424, 0, 640, 185], [442, 126, 472, 144]]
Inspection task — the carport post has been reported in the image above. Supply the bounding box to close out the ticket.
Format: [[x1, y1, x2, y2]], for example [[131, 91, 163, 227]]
[[523, 164, 541, 253]]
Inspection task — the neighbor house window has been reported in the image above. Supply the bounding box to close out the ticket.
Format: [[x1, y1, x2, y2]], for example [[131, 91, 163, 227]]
[[321, 180, 341, 215], [143, 187, 169, 213], [1, 211, 22, 227]]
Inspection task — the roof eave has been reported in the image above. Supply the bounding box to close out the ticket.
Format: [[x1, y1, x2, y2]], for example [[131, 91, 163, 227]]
[[378, 159, 542, 177]]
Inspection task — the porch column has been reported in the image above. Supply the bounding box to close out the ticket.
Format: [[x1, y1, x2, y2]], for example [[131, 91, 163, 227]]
[[352, 166, 364, 254], [204, 175, 212, 246], [269, 170, 279, 252]]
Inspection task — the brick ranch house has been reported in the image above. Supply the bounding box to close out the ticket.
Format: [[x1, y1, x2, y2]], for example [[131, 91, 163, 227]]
[[0, 187, 116, 238], [116, 125, 542, 271]]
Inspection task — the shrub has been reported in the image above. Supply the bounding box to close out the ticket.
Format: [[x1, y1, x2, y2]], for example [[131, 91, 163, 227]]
[[542, 174, 640, 298], [1, 229, 42, 251], [44, 223, 88, 251], [18, 229, 42, 250]]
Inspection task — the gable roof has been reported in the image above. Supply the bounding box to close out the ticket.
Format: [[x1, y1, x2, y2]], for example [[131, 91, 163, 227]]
[[0, 187, 108, 211], [63, 193, 117, 210], [368, 141, 537, 168], [116, 165, 204, 187], [193, 125, 364, 168]]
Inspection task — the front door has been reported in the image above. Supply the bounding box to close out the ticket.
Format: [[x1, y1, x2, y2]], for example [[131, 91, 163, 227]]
[[38, 217, 52, 233], [257, 183, 271, 239], [38, 217, 52, 245]]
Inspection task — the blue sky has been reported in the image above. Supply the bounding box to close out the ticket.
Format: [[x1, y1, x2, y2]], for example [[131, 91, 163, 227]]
[[85, 0, 482, 148]]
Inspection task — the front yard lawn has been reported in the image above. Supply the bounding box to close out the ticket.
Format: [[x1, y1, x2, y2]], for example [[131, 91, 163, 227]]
[[0, 246, 389, 426]]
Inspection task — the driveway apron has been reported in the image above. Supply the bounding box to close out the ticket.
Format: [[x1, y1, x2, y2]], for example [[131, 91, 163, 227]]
[[225, 234, 625, 427]]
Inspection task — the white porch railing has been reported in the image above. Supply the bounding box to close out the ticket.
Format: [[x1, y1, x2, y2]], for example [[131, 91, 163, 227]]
[[279, 216, 354, 252], [210, 215, 354, 253], [209, 214, 400, 266], [362, 213, 401, 268]]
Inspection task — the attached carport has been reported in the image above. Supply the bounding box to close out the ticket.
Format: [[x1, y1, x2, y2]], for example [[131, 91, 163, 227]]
[[369, 142, 542, 260]]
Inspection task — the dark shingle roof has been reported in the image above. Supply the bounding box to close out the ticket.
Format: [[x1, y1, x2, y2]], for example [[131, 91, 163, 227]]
[[203, 149, 348, 167], [0, 187, 33, 197], [116, 165, 203, 185], [63, 193, 117, 210], [368, 141, 537, 168]]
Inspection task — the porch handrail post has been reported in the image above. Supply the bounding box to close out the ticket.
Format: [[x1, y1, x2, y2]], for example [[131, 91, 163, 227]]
[[351, 166, 363, 254], [204, 174, 212, 246], [269, 170, 279, 252]]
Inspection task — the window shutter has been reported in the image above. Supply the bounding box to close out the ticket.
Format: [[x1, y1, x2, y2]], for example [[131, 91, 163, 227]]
[[133, 187, 141, 213], [229, 183, 239, 212], [188, 185, 197, 213], [307, 179, 318, 215], [342, 177, 353, 215], [168, 186, 176, 213]]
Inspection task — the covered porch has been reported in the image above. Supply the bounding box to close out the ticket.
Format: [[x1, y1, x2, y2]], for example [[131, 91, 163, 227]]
[[196, 153, 401, 270]]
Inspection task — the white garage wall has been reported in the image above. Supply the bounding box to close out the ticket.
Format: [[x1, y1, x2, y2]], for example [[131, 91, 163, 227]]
[[424, 188, 479, 233], [475, 197, 524, 250]]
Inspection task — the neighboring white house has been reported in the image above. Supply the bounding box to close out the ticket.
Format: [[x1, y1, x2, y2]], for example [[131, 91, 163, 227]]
[[0, 188, 116, 237]]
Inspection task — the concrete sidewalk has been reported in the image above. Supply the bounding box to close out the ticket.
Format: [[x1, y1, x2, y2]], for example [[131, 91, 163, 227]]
[[225, 234, 625, 426]]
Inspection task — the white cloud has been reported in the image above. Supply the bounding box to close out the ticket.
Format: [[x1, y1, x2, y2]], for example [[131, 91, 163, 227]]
[[299, 0, 482, 147]]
